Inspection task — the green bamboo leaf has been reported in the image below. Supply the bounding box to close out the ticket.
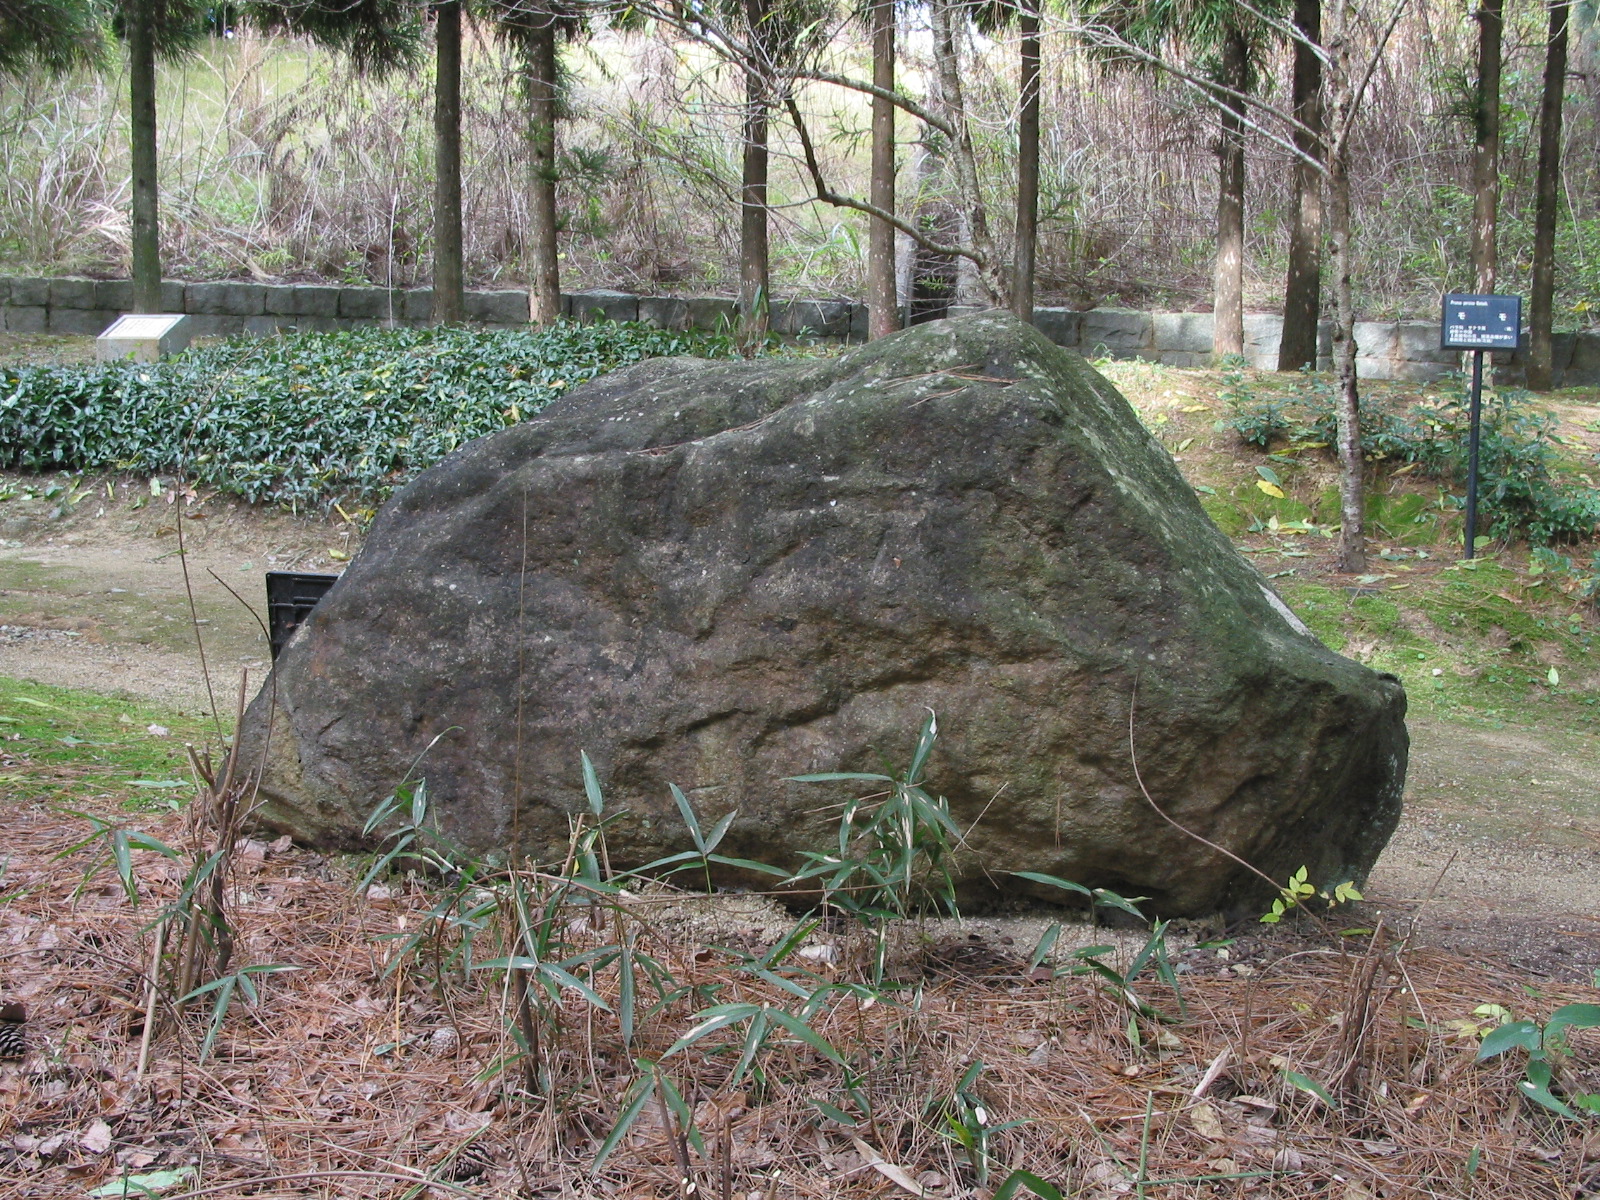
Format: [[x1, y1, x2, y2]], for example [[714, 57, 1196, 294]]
[[632, 849, 702, 875], [785, 772, 893, 783], [473, 955, 541, 971], [764, 918, 821, 967], [111, 829, 134, 901], [702, 808, 738, 855], [1282, 1068, 1336, 1108], [655, 1069, 704, 1155], [1091, 889, 1149, 920], [1125, 919, 1169, 979], [580, 750, 605, 816], [905, 708, 938, 784], [1029, 923, 1062, 971], [727, 1008, 771, 1086], [537, 962, 613, 1012], [1011, 871, 1094, 899], [195, 976, 236, 1064], [125, 830, 180, 856], [592, 1073, 654, 1173], [807, 1099, 858, 1128], [617, 939, 636, 1051], [670, 783, 705, 853], [992, 1169, 1065, 1200], [705, 853, 791, 878], [356, 831, 415, 893], [765, 1007, 845, 1064], [664, 1004, 763, 1057]]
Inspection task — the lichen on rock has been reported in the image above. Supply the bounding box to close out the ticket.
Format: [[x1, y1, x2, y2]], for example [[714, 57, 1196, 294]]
[[237, 311, 1407, 916]]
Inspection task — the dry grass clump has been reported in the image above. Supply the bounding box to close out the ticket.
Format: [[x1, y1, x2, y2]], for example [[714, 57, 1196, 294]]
[[1, 783, 1597, 1200]]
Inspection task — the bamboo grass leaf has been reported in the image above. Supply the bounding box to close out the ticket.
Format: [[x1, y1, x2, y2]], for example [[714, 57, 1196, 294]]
[[592, 1072, 654, 1173]]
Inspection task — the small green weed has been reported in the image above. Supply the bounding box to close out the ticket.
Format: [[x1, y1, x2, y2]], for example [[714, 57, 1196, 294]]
[[937, 1059, 1029, 1189], [1259, 865, 1362, 924], [72, 721, 289, 1067], [787, 710, 962, 982], [1016, 873, 1185, 1038], [1220, 372, 1600, 545], [1477, 1003, 1600, 1119]]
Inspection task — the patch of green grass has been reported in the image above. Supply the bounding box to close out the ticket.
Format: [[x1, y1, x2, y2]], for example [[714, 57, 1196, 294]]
[[1421, 560, 1591, 650], [0, 555, 253, 655], [1280, 562, 1598, 727], [1277, 580, 1349, 651], [1348, 593, 1413, 642], [0, 677, 213, 812]]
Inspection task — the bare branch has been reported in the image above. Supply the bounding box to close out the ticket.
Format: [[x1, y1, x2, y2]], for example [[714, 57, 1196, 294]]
[[781, 94, 982, 265], [791, 68, 956, 139], [620, 2, 955, 141], [1344, 0, 1413, 152], [1059, 1, 1414, 178], [1065, 17, 1326, 172]]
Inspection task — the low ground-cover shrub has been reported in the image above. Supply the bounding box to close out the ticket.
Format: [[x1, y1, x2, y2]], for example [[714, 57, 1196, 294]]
[[0, 322, 746, 511], [1221, 369, 1600, 544]]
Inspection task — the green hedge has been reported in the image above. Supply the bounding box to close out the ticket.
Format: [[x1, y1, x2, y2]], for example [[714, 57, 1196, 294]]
[[0, 322, 744, 511]]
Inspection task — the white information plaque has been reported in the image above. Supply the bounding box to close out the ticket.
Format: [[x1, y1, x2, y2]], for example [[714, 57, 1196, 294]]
[[96, 313, 191, 362]]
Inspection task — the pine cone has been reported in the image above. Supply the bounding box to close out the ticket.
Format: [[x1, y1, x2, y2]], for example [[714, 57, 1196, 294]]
[[443, 1144, 492, 1181], [0, 1002, 25, 1059]]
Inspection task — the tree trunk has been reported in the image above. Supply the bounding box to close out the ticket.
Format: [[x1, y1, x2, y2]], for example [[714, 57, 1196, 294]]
[[433, 0, 465, 325], [1471, 0, 1503, 294], [1329, 153, 1365, 573], [1212, 25, 1247, 358], [128, 0, 161, 314], [1011, 0, 1040, 324], [526, 13, 561, 326], [1278, 0, 1324, 371], [929, 0, 1008, 309], [738, 65, 770, 344], [1325, 22, 1365, 576], [1527, 0, 1569, 392], [866, 0, 898, 339]]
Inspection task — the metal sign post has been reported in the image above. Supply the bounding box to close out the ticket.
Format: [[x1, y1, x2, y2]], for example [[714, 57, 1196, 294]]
[[1441, 293, 1522, 559]]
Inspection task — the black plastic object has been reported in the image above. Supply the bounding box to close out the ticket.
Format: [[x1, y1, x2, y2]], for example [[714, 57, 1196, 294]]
[[265, 571, 339, 660]]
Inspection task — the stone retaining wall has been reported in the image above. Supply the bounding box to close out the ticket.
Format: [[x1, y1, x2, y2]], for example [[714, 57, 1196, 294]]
[[4, 276, 1594, 386]]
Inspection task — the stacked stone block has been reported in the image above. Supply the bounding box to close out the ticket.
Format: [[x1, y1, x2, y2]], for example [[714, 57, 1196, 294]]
[[4, 274, 1597, 384]]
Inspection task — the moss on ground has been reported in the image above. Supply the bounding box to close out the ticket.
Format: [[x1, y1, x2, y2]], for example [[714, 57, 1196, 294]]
[[0, 676, 213, 812]]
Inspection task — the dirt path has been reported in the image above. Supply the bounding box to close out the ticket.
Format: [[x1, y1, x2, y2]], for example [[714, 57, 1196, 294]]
[[3, 470, 1598, 979], [1, 473, 354, 715]]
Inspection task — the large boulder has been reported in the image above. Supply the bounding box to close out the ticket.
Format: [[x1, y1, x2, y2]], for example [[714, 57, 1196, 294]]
[[238, 312, 1406, 915]]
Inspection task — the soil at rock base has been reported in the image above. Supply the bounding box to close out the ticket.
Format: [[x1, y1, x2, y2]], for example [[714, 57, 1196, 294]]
[[2, 468, 1596, 984]]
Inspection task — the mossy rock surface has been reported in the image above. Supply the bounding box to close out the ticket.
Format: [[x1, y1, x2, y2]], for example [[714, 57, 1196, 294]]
[[239, 312, 1408, 915]]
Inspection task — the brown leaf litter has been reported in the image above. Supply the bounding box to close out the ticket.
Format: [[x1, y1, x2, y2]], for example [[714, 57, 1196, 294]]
[[0, 793, 1596, 1200]]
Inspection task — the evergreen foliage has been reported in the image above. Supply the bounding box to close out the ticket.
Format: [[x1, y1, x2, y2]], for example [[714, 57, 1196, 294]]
[[0, 322, 747, 510], [0, 0, 106, 77]]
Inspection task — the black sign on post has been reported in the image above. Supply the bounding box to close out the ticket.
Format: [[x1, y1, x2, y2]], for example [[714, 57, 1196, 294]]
[[1440, 293, 1522, 560], [1441, 293, 1522, 351]]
